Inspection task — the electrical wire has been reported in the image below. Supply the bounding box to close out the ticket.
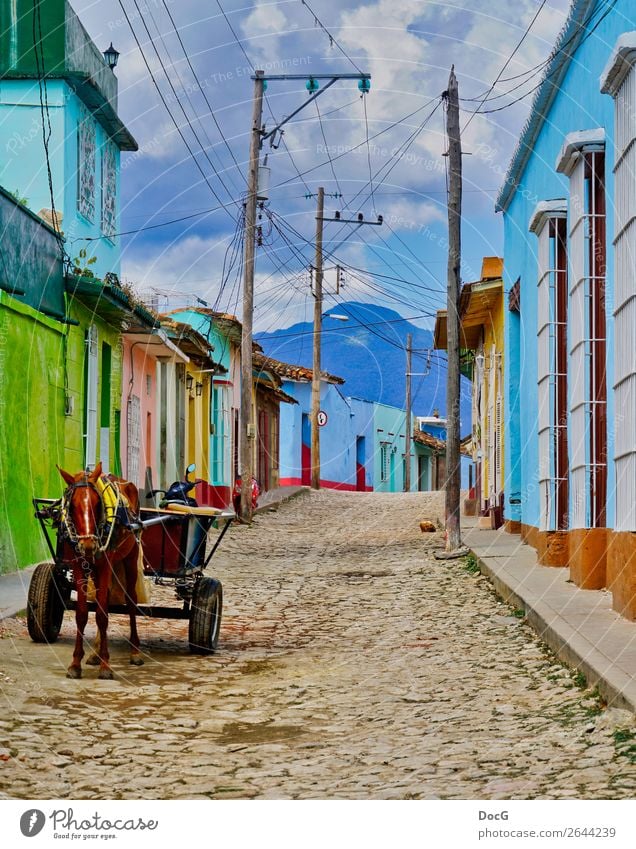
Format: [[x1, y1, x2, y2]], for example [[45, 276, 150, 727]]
[[299, 0, 365, 75], [117, 0, 238, 223], [461, 0, 550, 131], [362, 92, 376, 214], [314, 98, 344, 197]]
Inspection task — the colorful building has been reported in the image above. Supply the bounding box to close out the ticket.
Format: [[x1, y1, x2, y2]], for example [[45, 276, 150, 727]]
[[0, 0, 137, 278], [495, 0, 636, 619], [434, 258, 505, 525], [0, 191, 154, 573]]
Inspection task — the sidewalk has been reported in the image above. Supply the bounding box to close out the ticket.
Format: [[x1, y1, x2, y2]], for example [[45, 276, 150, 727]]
[[254, 484, 307, 514], [0, 487, 308, 621], [0, 565, 35, 621], [464, 517, 636, 712]]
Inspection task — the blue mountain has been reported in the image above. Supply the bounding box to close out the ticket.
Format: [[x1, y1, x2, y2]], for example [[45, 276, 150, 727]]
[[256, 301, 472, 430]]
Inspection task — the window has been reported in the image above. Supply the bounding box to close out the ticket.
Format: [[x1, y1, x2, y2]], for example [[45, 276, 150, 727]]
[[529, 202, 568, 531], [380, 442, 389, 482], [101, 141, 117, 239], [77, 105, 96, 221], [602, 41, 636, 530], [558, 133, 607, 529]]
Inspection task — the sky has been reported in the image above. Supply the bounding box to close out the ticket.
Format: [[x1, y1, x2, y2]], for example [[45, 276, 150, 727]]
[[72, 0, 572, 332]]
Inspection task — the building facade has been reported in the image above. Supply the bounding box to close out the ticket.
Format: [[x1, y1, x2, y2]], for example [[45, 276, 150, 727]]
[[0, 0, 137, 278], [496, 0, 636, 618], [434, 258, 505, 525]]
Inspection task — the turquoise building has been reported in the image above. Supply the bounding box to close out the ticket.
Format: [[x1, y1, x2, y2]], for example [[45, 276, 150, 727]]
[[497, 0, 636, 619], [0, 0, 137, 278]]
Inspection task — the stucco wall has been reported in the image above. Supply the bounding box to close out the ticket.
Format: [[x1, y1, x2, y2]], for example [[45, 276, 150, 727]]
[[502, 2, 618, 529], [0, 291, 66, 573]]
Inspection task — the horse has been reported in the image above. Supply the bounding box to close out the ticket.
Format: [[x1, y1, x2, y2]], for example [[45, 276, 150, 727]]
[[56, 461, 144, 679]]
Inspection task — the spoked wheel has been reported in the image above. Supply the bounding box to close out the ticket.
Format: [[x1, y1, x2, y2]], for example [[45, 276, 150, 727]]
[[27, 562, 70, 643], [189, 577, 223, 655]]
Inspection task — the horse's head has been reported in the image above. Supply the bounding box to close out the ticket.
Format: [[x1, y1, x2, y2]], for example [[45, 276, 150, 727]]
[[57, 462, 103, 557]]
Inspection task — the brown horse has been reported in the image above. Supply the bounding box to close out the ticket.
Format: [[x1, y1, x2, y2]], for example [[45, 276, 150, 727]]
[[57, 462, 144, 679]]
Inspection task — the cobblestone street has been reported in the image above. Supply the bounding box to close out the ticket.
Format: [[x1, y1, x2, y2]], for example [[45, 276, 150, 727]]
[[1, 490, 635, 800]]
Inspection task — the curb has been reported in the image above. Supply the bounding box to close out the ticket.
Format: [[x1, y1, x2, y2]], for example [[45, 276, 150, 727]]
[[253, 487, 309, 515], [469, 548, 636, 714]]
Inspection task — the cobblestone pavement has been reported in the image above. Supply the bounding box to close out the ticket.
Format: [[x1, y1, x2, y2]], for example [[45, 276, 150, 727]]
[[1, 490, 635, 800]]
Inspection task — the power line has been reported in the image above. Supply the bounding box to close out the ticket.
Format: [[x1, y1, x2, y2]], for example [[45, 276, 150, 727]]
[[117, 0, 238, 222], [461, 0, 550, 132], [299, 0, 364, 75], [157, 0, 246, 185]]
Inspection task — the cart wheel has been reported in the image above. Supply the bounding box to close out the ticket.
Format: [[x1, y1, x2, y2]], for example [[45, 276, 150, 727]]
[[189, 577, 223, 655], [27, 562, 70, 643]]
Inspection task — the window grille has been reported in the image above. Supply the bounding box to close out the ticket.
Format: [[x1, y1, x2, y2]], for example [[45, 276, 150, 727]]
[[568, 149, 607, 529], [533, 212, 568, 531]]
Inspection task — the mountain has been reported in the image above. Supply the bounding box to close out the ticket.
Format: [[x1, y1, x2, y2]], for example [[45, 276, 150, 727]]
[[256, 301, 472, 430]]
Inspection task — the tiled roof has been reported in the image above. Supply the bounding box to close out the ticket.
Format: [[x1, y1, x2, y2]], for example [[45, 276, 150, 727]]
[[252, 353, 345, 385], [413, 430, 446, 452]]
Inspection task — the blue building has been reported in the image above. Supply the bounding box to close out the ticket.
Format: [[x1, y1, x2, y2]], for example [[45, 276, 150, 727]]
[[272, 360, 373, 490], [497, 0, 636, 619], [267, 355, 443, 493], [0, 0, 137, 278]]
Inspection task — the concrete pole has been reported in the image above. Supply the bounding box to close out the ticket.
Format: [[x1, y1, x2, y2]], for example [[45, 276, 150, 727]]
[[240, 70, 264, 522], [405, 332, 412, 492], [445, 67, 462, 551], [311, 186, 325, 490]]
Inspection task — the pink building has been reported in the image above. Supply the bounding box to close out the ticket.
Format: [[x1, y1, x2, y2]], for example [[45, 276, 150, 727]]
[[121, 326, 189, 497]]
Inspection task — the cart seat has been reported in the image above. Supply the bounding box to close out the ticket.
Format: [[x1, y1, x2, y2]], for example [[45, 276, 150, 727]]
[[164, 503, 226, 517]]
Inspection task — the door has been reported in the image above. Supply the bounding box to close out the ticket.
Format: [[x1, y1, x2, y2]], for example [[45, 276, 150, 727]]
[[84, 324, 98, 469], [389, 450, 396, 492], [258, 408, 269, 491], [301, 413, 311, 486], [418, 455, 426, 491], [233, 408, 239, 482], [100, 342, 112, 473], [356, 436, 366, 491], [127, 394, 141, 486]]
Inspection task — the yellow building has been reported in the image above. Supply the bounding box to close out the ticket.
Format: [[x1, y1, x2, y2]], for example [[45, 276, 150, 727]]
[[161, 318, 226, 494], [434, 257, 505, 526]]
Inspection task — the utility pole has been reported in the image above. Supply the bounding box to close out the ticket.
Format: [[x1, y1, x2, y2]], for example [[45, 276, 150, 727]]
[[239, 69, 265, 522], [405, 333, 412, 492], [444, 66, 462, 552], [311, 186, 325, 490]]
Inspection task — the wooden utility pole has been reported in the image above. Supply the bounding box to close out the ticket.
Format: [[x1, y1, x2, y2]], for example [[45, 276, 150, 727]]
[[404, 333, 412, 492], [444, 67, 462, 551], [239, 69, 265, 522], [311, 186, 325, 490]]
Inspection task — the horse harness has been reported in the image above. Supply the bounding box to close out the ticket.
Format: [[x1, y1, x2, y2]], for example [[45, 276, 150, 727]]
[[59, 476, 139, 568]]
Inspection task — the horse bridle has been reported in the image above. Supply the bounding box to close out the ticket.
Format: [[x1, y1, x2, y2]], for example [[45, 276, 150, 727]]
[[60, 480, 118, 556]]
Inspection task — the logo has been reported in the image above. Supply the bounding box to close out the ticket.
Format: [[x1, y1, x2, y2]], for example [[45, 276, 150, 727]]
[[20, 810, 46, 837]]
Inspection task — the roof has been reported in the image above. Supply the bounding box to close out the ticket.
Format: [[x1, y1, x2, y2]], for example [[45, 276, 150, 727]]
[[166, 306, 260, 350], [159, 317, 226, 371], [496, 0, 597, 213], [252, 352, 299, 405], [434, 259, 504, 350], [252, 352, 345, 385], [66, 274, 159, 330], [413, 430, 446, 452]]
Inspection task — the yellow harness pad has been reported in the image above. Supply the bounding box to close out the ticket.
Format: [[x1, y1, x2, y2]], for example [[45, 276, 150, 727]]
[[87, 477, 150, 605], [95, 476, 131, 526]]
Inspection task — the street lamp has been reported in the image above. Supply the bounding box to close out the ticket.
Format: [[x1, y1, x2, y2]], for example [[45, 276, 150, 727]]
[[103, 43, 119, 70], [322, 313, 349, 321]]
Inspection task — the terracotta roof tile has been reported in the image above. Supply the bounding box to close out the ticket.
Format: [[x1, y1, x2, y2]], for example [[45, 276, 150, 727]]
[[252, 352, 344, 385]]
